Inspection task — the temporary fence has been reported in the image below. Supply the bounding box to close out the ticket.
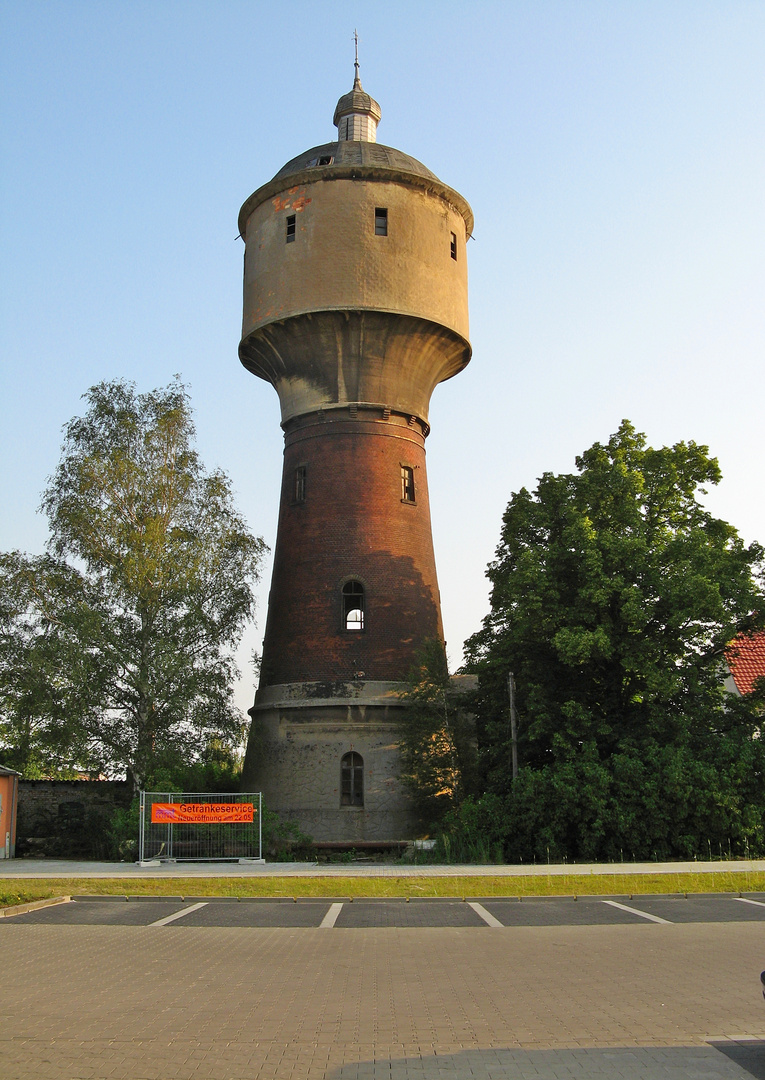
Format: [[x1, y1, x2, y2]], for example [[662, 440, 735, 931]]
[[138, 791, 263, 864]]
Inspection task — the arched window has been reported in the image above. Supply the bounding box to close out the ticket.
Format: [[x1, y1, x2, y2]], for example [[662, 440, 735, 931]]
[[342, 580, 365, 631], [341, 751, 364, 807]]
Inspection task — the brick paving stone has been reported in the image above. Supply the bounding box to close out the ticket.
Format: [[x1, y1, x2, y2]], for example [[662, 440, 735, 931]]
[[336, 901, 485, 928], [6, 895, 765, 930], [616, 896, 765, 924], [179, 901, 330, 927], [4, 899, 188, 925], [484, 899, 642, 927], [0, 924, 764, 1078]]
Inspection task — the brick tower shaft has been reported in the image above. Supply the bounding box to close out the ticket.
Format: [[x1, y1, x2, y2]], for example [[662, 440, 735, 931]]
[[261, 407, 440, 688]]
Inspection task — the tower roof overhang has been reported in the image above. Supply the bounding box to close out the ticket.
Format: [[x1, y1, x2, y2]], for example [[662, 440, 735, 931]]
[[238, 142, 474, 239]]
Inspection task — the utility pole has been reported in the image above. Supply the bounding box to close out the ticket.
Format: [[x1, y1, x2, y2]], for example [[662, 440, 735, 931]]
[[507, 671, 518, 781]]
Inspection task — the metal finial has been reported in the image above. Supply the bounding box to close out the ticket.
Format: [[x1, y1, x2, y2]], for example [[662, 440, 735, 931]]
[[353, 29, 361, 88]]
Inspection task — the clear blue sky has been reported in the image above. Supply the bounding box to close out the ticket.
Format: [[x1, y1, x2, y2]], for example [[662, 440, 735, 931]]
[[2, 1, 764, 712]]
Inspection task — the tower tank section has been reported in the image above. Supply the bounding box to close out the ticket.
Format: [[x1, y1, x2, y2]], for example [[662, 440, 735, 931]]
[[239, 71, 473, 842]]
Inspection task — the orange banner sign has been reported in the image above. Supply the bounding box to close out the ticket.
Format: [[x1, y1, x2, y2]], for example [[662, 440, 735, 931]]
[[150, 802, 255, 824]]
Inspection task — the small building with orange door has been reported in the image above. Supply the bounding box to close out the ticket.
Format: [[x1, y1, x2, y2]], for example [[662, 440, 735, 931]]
[[0, 764, 20, 859]]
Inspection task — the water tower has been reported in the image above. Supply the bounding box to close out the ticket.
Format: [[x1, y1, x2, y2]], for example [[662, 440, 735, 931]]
[[239, 61, 472, 841]]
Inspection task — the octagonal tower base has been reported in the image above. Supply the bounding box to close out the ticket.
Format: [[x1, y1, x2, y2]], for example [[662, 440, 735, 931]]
[[242, 681, 418, 842]]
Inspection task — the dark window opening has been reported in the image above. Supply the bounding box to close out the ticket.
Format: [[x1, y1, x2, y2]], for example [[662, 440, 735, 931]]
[[374, 208, 388, 236], [450, 231, 457, 260], [342, 579, 365, 631], [317, 155, 333, 166], [294, 465, 306, 503], [286, 214, 296, 243], [401, 465, 415, 503], [341, 751, 364, 807]]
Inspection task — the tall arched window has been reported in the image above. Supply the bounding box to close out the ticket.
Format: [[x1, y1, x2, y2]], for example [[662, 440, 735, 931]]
[[341, 751, 364, 807], [342, 580, 365, 631]]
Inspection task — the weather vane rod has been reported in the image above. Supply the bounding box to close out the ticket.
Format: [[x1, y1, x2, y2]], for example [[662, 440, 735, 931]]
[[353, 28, 360, 86]]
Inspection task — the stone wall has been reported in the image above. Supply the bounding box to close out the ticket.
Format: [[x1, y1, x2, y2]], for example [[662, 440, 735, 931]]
[[244, 697, 419, 842], [16, 780, 132, 859]]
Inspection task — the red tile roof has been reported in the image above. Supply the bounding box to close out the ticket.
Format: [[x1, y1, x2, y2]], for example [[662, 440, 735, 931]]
[[726, 631, 765, 696]]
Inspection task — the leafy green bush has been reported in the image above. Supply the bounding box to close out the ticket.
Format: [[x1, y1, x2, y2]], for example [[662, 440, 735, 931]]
[[439, 740, 765, 864], [260, 805, 314, 861], [108, 798, 140, 861]]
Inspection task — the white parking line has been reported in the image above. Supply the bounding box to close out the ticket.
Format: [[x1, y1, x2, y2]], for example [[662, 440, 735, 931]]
[[734, 897, 765, 909], [602, 900, 671, 924], [320, 902, 343, 928], [467, 902, 504, 927], [150, 902, 208, 927]]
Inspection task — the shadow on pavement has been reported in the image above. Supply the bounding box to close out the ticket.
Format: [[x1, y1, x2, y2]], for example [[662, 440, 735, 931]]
[[328, 1044, 765, 1079], [711, 1041, 765, 1080]]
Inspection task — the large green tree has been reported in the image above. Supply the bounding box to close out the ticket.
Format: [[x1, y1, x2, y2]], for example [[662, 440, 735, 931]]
[[0, 552, 99, 776], [1, 379, 267, 789], [463, 421, 765, 860], [398, 640, 478, 832]]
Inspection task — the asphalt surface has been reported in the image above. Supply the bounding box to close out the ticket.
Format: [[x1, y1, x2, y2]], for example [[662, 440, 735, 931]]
[[4, 892, 765, 928]]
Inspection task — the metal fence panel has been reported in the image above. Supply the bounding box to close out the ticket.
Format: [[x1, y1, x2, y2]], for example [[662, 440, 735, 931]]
[[139, 792, 263, 863]]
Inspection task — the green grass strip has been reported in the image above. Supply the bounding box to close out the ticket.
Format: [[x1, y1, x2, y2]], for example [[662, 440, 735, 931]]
[[2, 870, 764, 907]]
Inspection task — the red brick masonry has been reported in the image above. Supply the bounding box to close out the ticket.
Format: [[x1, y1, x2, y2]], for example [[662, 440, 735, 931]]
[[259, 408, 442, 687]]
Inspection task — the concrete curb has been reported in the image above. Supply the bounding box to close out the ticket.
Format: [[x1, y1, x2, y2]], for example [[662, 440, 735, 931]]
[[0, 894, 71, 918], [11, 890, 765, 908], [41, 891, 765, 904]]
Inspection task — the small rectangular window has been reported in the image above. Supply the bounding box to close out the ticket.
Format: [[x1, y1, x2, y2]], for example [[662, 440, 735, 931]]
[[401, 465, 415, 503], [450, 232, 457, 261], [374, 208, 388, 236], [286, 214, 296, 243], [294, 465, 306, 503]]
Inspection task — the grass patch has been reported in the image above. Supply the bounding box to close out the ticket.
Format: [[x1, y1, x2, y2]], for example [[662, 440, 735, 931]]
[[1, 870, 763, 904], [0, 885, 63, 908]]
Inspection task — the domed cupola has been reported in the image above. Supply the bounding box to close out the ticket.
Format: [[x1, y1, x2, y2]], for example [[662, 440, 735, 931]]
[[332, 52, 381, 142]]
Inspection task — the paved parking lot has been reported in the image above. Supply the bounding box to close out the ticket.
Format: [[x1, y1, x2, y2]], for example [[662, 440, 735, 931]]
[[2, 916, 764, 1079], [3, 894, 765, 1079], [4, 893, 765, 928]]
